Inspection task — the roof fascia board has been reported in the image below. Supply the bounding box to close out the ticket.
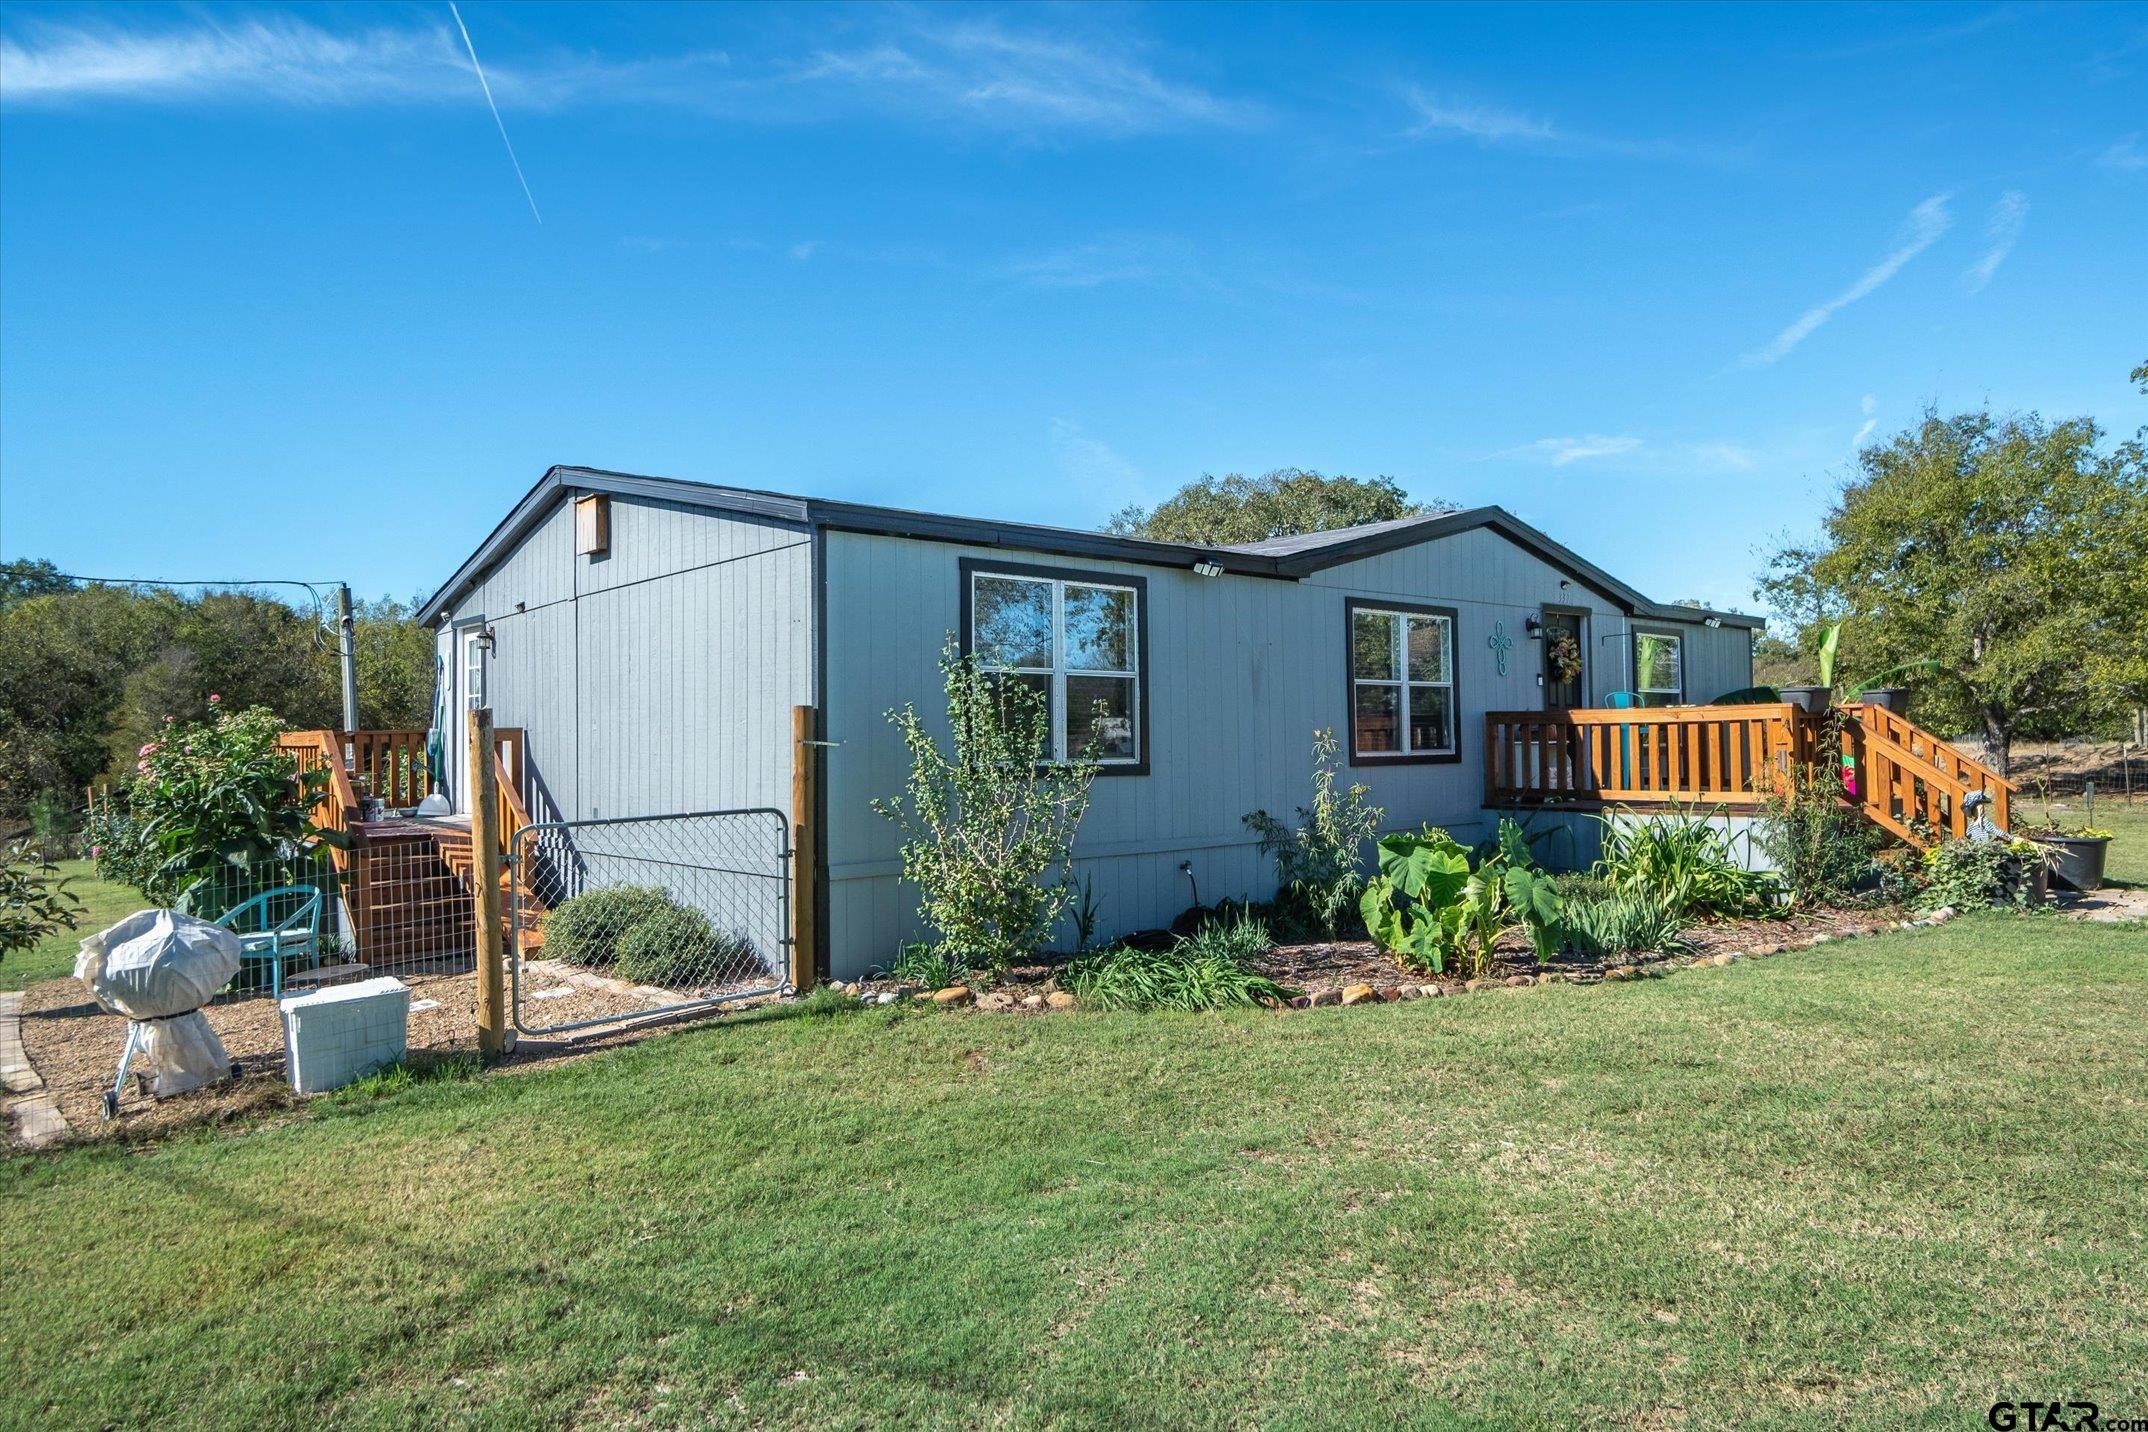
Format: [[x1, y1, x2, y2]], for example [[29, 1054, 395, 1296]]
[[805, 499, 1288, 579]]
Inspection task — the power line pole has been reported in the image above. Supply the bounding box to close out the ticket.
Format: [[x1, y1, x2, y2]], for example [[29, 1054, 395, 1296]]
[[334, 583, 360, 733]]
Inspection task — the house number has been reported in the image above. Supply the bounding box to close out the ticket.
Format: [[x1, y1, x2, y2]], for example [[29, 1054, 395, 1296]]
[[1488, 621, 1512, 676]]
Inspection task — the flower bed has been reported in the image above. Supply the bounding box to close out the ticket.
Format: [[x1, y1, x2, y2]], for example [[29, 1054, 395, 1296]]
[[834, 903, 1929, 1013]]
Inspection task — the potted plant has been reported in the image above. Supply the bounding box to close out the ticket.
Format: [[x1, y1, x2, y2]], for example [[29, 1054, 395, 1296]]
[[1780, 625, 1838, 714], [2018, 817, 2115, 892]]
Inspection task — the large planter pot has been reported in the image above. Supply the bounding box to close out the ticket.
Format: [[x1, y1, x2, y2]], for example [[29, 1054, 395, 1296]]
[[1780, 685, 1831, 715], [2031, 836, 2111, 892], [1860, 687, 1909, 714]]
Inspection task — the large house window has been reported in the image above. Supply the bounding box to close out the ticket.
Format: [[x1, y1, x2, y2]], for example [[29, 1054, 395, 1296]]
[[1634, 631, 1684, 707], [965, 563, 1144, 768], [1347, 601, 1458, 762]]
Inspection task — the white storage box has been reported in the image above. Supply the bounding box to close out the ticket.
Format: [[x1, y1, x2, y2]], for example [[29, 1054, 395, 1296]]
[[280, 977, 411, 1093]]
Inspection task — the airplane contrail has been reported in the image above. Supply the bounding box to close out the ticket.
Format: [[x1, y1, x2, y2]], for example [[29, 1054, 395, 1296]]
[[447, 0, 541, 225]]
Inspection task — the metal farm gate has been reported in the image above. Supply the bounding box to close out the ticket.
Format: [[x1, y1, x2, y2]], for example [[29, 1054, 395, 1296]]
[[509, 809, 792, 1036]]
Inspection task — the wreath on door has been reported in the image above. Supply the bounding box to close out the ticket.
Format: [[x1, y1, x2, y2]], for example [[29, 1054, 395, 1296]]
[[1546, 630, 1584, 685]]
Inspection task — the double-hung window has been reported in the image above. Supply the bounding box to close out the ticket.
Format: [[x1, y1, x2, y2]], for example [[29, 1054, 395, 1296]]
[[1347, 601, 1457, 761], [965, 563, 1144, 768], [1633, 631, 1684, 707]]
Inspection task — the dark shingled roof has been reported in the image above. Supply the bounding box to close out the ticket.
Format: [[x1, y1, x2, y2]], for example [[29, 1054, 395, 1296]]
[[419, 465, 1764, 630]]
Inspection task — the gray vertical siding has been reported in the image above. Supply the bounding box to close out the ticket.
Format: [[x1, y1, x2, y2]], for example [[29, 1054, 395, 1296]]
[[437, 492, 814, 966], [818, 524, 1756, 979]]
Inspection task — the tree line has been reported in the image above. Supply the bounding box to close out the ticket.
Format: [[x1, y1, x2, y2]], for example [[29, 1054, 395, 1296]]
[[0, 562, 434, 821]]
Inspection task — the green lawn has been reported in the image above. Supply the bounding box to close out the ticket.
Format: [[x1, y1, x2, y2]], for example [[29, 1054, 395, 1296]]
[[2015, 798, 2148, 886], [2, 859, 147, 992], [5, 918, 2146, 1428]]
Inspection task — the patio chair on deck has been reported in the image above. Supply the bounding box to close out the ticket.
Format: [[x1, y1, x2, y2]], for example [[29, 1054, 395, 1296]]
[[214, 887, 322, 999]]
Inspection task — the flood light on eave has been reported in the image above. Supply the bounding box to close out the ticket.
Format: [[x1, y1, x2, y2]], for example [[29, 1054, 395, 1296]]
[[1192, 561, 1224, 577]]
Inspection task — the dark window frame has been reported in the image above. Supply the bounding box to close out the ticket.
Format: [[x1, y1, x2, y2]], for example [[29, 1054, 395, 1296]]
[[1343, 598, 1462, 767], [1630, 625, 1688, 706], [958, 557, 1151, 778]]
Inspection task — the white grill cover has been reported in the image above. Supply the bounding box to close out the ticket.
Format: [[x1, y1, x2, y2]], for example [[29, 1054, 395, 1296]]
[[75, 910, 242, 1098], [75, 909, 241, 1019]]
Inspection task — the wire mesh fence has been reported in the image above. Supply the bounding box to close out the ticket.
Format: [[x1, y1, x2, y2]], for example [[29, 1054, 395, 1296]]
[[511, 809, 790, 1034]]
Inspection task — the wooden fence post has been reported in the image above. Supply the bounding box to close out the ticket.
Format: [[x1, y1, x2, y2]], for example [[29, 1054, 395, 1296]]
[[790, 704, 818, 995], [469, 707, 510, 1057]]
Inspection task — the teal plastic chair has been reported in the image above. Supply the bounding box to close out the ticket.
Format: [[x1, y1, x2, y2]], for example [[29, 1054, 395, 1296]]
[[215, 887, 323, 999]]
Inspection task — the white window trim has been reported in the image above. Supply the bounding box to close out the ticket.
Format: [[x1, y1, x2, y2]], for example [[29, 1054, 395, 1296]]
[[969, 570, 1142, 766], [1634, 630, 1685, 705], [1350, 605, 1457, 760]]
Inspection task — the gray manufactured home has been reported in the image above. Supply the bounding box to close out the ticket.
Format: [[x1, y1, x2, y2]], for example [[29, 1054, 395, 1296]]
[[419, 466, 1761, 980]]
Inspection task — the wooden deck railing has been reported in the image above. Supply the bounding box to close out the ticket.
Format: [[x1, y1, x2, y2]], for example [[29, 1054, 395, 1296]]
[[1485, 702, 2014, 848], [277, 726, 526, 830], [1485, 703, 1821, 809]]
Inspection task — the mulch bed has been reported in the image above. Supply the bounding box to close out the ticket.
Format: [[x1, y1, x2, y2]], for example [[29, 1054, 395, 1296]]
[[14, 963, 776, 1148], [838, 904, 1922, 1010]]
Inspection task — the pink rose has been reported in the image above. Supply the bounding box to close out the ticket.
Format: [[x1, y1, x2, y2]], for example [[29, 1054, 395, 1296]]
[[207, 693, 221, 704]]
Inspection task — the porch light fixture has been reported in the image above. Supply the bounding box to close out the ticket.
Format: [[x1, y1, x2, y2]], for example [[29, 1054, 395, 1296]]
[[475, 629, 496, 652], [1524, 615, 1544, 638], [1192, 560, 1224, 577]]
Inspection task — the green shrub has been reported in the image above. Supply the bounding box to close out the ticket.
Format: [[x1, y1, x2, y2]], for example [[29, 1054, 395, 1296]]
[[878, 941, 972, 989], [1560, 891, 1685, 959], [1244, 728, 1385, 941], [1913, 838, 2043, 914], [1757, 760, 1882, 908], [872, 639, 1099, 975], [1595, 808, 1782, 920], [614, 903, 759, 989], [0, 841, 83, 971], [541, 884, 676, 969], [118, 701, 339, 905], [1061, 941, 1290, 1012]]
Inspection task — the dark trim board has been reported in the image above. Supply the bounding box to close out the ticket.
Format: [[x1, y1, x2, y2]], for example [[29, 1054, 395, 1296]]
[[1342, 597, 1464, 767], [957, 557, 1152, 779], [418, 464, 1768, 632]]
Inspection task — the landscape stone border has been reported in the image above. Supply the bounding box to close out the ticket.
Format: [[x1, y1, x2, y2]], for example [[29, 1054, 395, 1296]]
[[2, 991, 73, 1149]]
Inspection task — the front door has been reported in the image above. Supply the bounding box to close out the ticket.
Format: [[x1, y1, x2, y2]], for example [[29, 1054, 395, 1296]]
[[454, 624, 489, 814], [1542, 610, 1585, 709]]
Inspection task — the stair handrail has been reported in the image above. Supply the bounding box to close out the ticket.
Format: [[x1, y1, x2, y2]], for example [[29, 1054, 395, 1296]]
[[1840, 702, 2015, 840]]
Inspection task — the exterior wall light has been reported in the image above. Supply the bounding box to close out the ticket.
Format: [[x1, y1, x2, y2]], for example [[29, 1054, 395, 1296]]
[[1191, 561, 1224, 577]]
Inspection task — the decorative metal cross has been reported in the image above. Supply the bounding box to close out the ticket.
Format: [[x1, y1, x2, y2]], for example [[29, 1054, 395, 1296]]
[[1488, 621, 1513, 676]]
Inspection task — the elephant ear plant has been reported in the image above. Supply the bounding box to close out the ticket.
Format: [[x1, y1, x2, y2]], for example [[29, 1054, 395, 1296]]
[[1358, 819, 1563, 979]]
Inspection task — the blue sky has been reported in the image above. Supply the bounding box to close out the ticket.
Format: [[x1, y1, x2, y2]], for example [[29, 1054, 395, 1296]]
[[2, 1, 2143, 616]]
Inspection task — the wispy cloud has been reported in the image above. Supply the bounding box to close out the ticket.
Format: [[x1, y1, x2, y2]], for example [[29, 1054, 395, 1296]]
[[1496, 435, 1644, 467], [1000, 235, 1187, 290], [2099, 134, 2148, 171], [0, 16, 470, 104], [0, 10, 1250, 137], [1851, 393, 1878, 449], [1401, 87, 1737, 163], [1049, 418, 1146, 509], [1963, 190, 2026, 291], [1738, 194, 1952, 367], [795, 18, 1258, 135]]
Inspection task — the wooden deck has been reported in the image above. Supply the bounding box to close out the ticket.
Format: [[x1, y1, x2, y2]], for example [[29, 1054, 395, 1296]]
[[1486, 701, 2012, 846], [278, 729, 542, 960]]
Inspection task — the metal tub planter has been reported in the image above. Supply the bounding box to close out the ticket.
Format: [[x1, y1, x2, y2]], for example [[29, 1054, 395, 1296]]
[[2031, 834, 2112, 892]]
